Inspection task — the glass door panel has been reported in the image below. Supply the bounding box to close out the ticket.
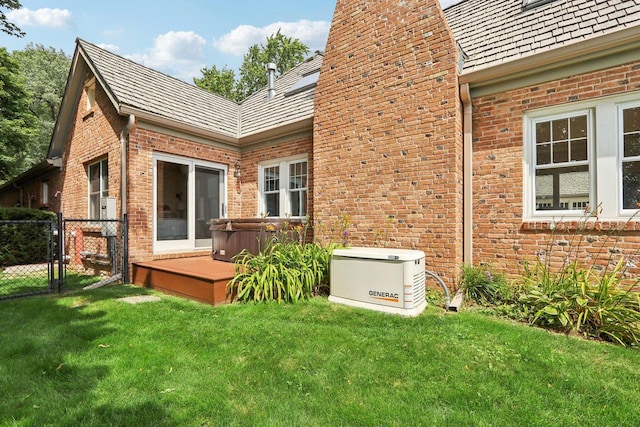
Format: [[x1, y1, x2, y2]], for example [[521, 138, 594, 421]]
[[195, 167, 222, 248], [156, 160, 189, 241]]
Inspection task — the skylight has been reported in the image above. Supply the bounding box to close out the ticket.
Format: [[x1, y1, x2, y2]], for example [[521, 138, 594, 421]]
[[285, 70, 320, 96], [522, 0, 556, 10]]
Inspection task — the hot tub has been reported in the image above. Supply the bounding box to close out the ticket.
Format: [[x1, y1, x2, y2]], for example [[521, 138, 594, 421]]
[[210, 218, 304, 262]]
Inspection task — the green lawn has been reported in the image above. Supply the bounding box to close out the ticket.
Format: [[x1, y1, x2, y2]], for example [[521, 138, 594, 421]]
[[1, 286, 639, 426]]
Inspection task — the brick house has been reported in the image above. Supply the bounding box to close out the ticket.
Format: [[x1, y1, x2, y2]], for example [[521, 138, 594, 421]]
[[45, 0, 640, 284], [0, 159, 62, 211]]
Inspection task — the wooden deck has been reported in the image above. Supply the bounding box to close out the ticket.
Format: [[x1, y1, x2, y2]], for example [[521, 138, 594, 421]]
[[132, 256, 236, 305]]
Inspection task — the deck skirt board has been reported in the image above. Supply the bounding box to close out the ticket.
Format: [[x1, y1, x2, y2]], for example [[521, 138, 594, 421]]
[[132, 256, 236, 305]]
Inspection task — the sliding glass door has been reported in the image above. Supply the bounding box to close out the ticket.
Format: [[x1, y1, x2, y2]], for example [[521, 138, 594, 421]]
[[154, 154, 226, 253]]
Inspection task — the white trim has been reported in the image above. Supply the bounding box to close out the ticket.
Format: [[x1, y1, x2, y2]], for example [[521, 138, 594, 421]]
[[87, 158, 108, 220], [152, 152, 227, 254], [524, 91, 640, 221], [257, 154, 308, 218], [618, 101, 640, 215]]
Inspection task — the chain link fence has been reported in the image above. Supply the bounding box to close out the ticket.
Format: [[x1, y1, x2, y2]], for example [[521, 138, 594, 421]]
[[0, 218, 58, 299], [62, 218, 128, 287], [0, 215, 128, 300]]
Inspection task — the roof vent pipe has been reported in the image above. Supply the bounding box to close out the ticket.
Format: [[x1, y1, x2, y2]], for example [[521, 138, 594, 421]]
[[267, 62, 277, 99]]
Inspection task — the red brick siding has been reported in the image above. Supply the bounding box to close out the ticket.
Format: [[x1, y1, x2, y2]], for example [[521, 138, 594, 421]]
[[313, 0, 462, 282], [60, 80, 125, 218], [0, 171, 61, 211], [126, 127, 240, 264], [472, 61, 640, 277], [240, 136, 313, 219]]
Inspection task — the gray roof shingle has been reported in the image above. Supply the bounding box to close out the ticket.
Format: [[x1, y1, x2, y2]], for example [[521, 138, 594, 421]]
[[79, 39, 240, 138], [444, 0, 640, 73], [78, 39, 321, 142], [240, 54, 323, 138]]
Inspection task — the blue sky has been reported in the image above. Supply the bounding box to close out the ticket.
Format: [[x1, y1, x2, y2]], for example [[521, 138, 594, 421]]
[[2, 0, 463, 83]]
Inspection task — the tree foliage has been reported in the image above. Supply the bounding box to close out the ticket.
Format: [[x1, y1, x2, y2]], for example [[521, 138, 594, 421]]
[[0, 0, 24, 37], [0, 47, 36, 183], [12, 43, 71, 162], [195, 30, 309, 102], [193, 64, 236, 101]]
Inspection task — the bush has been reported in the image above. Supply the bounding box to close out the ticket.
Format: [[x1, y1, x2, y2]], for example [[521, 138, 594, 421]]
[[0, 208, 56, 267], [460, 263, 509, 305], [515, 257, 640, 346], [228, 235, 336, 303]]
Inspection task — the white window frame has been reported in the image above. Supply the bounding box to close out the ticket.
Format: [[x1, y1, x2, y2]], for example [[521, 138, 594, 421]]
[[258, 154, 308, 218], [524, 109, 594, 218], [524, 91, 640, 221], [42, 181, 49, 205], [153, 153, 227, 254], [85, 77, 96, 111], [618, 101, 640, 215], [88, 158, 108, 219]]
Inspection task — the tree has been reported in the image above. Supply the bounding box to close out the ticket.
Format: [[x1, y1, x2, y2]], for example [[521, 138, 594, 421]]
[[0, 0, 24, 37], [236, 30, 309, 101], [194, 65, 237, 101], [0, 47, 36, 183], [12, 43, 71, 162], [195, 30, 309, 102]]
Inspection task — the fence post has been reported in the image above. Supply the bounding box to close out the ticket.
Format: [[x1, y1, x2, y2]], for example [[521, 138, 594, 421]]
[[122, 213, 129, 284], [57, 212, 64, 293]]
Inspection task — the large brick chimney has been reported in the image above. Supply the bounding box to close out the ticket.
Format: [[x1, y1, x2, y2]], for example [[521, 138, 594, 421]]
[[313, 0, 462, 281]]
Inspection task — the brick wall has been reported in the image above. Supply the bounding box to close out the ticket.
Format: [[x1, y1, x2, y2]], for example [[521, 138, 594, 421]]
[[313, 0, 462, 282], [58, 71, 245, 265], [127, 126, 240, 263], [60, 79, 125, 218], [472, 61, 640, 277], [240, 136, 313, 218]]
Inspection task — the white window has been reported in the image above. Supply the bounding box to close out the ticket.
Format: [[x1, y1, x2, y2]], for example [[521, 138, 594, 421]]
[[524, 93, 640, 220], [85, 78, 96, 111], [42, 181, 49, 205], [620, 104, 640, 211], [88, 159, 108, 219], [530, 111, 591, 214], [258, 155, 308, 218], [153, 153, 227, 253]]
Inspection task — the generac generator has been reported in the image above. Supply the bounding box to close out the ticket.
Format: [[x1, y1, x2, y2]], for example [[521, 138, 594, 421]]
[[329, 247, 427, 317]]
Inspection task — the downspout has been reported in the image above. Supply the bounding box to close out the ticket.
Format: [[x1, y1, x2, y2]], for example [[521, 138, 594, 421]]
[[460, 83, 473, 265], [120, 114, 135, 215]]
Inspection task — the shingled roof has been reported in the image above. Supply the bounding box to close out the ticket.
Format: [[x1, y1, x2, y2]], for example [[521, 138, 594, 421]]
[[73, 39, 322, 145], [79, 39, 240, 139], [241, 54, 322, 140], [445, 0, 640, 73]]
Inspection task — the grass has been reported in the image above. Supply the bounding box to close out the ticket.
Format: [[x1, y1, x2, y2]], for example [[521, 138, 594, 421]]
[[1, 287, 640, 426], [0, 271, 99, 298]]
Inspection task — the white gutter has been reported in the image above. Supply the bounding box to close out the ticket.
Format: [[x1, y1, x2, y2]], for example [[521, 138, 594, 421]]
[[120, 114, 135, 216], [460, 83, 473, 265]]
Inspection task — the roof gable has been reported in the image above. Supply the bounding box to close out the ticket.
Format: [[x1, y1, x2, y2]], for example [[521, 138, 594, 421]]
[[78, 39, 240, 139]]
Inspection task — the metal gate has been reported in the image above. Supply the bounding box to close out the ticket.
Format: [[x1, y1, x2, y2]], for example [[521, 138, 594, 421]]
[[61, 215, 128, 290], [0, 213, 128, 300], [0, 216, 59, 299]]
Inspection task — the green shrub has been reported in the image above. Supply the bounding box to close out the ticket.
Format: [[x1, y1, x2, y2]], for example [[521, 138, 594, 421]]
[[228, 236, 336, 303], [516, 257, 640, 347], [0, 208, 56, 267], [460, 263, 508, 305]]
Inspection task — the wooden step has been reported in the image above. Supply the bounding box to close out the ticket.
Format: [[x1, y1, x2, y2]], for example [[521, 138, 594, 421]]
[[132, 256, 236, 306]]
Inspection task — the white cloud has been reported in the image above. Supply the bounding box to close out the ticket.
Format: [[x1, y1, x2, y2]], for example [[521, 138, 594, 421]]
[[97, 43, 120, 54], [127, 31, 207, 82], [213, 19, 331, 57], [6, 8, 72, 29]]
